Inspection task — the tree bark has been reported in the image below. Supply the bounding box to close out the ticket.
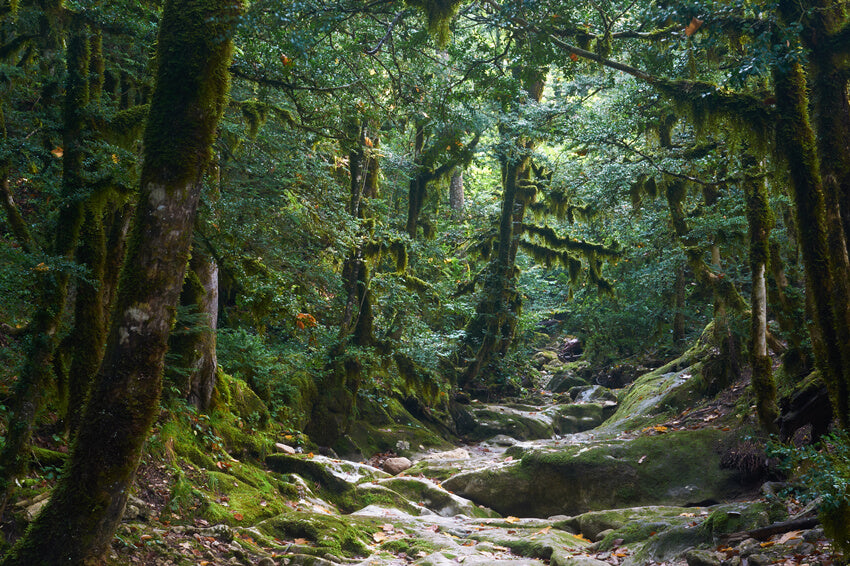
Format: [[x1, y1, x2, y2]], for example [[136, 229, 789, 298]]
[[772, 56, 850, 427], [0, 0, 238, 562], [0, 16, 90, 514], [166, 247, 219, 411], [449, 169, 464, 215], [744, 159, 779, 433]]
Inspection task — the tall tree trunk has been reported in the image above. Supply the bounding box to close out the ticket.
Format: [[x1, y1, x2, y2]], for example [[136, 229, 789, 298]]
[[744, 159, 779, 433], [449, 169, 464, 215], [66, 204, 108, 435], [672, 260, 686, 345], [406, 122, 427, 237], [166, 247, 219, 411], [0, 0, 238, 562], [455, 76, 542, 391], [0, 16, 90, 514], [772, 57, 850, 427]]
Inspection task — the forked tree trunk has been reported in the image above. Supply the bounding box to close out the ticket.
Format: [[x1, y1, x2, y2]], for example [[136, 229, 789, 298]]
[[0, 0, 238, 562]]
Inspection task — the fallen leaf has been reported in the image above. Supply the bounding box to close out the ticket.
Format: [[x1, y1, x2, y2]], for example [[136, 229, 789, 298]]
[[505, 516, 520, 524], [51, 147, 63, 158], [373, 532, 388, 543], [777, 530, 801, 545], [382, 524, 395, 532], [638, 455, 647, 464], [534, 526, 552, 535], [233, 512, 244, 521]]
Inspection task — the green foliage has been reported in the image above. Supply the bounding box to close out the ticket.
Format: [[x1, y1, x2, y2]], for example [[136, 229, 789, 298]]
[[770, 433, 850, 551]]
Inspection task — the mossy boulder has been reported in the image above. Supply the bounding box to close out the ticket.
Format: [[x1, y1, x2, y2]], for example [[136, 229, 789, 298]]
[[215, 372, 271, 428], [561, 505, 704, 541], [466, 404, 556, 442], [465, 517, 589, 560], [532, 350, 560, 368], [441, 429, 753, 517], [265, 453, 388, 494], [551, 403, 607, 434], [547, 372, 590, 394], [376, 477, 498, 518], [334, 396, 454, 459], [257, 511, 377, 558]]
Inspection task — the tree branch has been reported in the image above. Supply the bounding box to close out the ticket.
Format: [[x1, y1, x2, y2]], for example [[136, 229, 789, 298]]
[[365, 9, 411, 55], [0, 171, 37, 254], [229, 65, 361, 93]]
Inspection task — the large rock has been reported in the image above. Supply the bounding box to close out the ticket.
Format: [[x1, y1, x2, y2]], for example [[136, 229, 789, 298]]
[[441, 429, 754, 517], [466, 404, 556, 441]]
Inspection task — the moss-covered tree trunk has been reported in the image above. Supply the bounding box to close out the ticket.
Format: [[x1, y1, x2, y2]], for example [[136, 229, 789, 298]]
[[456, 156, 525, 391], [672, 261, 687, 345], [0, 0, 238, 562], [455, 76, 542, 392], [65, 204, 108, 435], [744, 159, 779, 433], [772, 57, 850, 427], [166, 247, 219, 410], [449, 169, 464, 215], [406, 121, 427, 237], [0, 16, 90, 514]]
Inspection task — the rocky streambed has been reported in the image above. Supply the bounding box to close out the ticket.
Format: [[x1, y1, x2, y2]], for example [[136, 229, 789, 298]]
[[98, 354, 838, 566]]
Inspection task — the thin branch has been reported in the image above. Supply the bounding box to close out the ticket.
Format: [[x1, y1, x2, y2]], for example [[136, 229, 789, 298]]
[[229, 65, 360, 93], [365, 9, 410, 55], [610, 137, 728, 187]]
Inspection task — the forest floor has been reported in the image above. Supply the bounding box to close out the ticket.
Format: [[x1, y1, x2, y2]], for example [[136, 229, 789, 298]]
[[3, 344, 845, 566]]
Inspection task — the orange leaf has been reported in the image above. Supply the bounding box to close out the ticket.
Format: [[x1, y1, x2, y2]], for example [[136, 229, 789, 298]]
[[570, 52, 578, 62], [51, 147, 63, 158], [685, 17, 703, 37], [505, 516, 520, 524], [293, 538, 309, 545], [373, 532, 388, 543], [233, 513, 244, 521]]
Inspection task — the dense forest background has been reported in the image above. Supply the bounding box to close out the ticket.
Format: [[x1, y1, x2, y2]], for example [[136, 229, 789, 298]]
[[1, 0, 850, 562]]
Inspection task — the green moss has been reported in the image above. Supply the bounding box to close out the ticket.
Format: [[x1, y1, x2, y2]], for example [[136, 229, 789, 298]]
[[197, 470, 286, 525], [219, 372, 271, 428], [257, 511, 376, 558]]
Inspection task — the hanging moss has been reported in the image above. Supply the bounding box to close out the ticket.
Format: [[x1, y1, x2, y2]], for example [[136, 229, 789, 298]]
[[652, 78, 773, 143], [522, 223, 620, 258], [405, 0, 463, 47], [240, 99, 269, 138], [516, 179, 539, 203], [108, 104, 150, 146]]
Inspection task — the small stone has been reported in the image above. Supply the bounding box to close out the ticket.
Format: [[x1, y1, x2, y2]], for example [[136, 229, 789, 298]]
[[25, 498, 50, 521], [488, 434, 517, 446], [383, 457, 413, 475], [746, 554, 770, 566], [257, 558, 277, 566], [594, 528, 614, 542], [275, 443, 296, 455], [684, 549, 721, 566]]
